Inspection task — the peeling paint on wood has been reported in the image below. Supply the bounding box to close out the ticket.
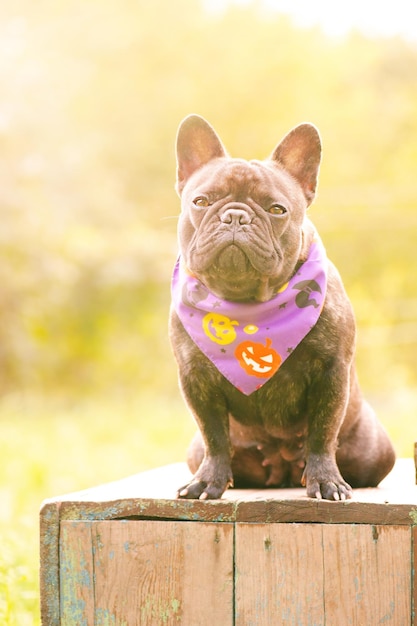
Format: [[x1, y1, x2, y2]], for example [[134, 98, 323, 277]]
[[39, 502, 61, 626], [40, 460, 417, 625], [56, 520, 233, 625]]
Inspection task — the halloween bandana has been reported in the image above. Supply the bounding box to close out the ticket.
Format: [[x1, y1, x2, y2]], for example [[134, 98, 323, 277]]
[[172, 237, 328, 395]]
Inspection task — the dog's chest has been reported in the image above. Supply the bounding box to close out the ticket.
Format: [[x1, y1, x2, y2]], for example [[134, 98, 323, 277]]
[[224, 362, 309, 436]]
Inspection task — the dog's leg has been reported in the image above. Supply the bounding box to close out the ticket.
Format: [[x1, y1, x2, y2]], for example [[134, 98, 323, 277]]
[[176, 386, 233, 500], [188, 433, 273, 488], [303, 363, 353, 500]]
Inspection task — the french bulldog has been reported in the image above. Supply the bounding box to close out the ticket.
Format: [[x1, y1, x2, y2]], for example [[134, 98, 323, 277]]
[[169, 114, 395, 501]]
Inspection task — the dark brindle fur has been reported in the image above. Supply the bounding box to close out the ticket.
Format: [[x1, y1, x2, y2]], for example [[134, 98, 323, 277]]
[[170, 115, 395, 501]]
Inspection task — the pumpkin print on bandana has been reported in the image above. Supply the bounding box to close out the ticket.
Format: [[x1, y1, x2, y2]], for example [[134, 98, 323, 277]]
[[172, 237, 328, 395], [235, 338, 282, 378]]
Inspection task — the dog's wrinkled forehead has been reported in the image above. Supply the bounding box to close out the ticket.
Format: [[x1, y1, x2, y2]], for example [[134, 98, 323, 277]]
[[187, 158, 297, 204]]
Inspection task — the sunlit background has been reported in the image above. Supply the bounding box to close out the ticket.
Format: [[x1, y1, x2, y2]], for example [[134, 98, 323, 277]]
[[2, 1, 417, 622]]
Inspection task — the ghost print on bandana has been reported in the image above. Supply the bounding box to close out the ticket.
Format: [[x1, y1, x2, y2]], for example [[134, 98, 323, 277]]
[[172, 238, 328, 395]]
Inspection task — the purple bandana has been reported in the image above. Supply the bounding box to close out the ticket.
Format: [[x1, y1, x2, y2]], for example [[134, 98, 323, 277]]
[[172, 238, 327, 395]]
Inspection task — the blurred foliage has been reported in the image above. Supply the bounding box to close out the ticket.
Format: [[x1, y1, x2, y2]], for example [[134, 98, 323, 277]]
[[0, 393, 195, 625], [1, 0, 417, 408]]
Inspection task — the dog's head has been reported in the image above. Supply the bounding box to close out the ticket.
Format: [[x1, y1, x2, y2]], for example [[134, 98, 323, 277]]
[[175, 115, 321, 302]]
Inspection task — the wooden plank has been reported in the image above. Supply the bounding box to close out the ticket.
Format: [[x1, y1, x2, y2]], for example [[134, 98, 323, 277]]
[[54, 494, 417, 526], [235, 523, 412, 626], [60, 522, 95, 625], [39, 502, 61, 626], [235, 523, 325, 626], [59, 520, 234, 626], [323, 524, 411, 624], [40, 460, 417, 527], [413, 526, 417, 626], [56, 496, 238, 524], [41, 458, 415, 505], [235, 498, 417, 526]]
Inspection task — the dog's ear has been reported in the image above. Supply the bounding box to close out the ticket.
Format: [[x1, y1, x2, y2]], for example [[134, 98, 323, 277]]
[[270, 124, 321, 205], [176, 115, 227, 194]]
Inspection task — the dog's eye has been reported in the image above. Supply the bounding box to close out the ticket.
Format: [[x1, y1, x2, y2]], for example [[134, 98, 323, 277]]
[[193, 196, 210, 208], [268, 204, 287, 216]]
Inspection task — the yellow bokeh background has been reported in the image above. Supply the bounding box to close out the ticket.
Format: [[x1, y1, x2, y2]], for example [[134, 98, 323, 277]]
[[1, 1, 417, 622]]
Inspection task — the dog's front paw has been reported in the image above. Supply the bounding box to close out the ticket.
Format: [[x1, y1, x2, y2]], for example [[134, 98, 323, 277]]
[[305, 476, 352, 501], [177, 459, 233, 500], [302, 454, 353, 501]]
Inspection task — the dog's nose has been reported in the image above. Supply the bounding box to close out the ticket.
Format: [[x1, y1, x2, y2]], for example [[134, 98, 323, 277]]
[[220, 208, 252, 226]]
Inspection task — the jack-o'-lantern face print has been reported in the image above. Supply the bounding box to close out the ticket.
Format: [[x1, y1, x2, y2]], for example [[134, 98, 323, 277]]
[[235, 338, 281, 378], [202, 312, 239, 345]]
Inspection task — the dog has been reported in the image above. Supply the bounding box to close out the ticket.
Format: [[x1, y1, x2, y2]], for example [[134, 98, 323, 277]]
[[169, 114, 395, 501]]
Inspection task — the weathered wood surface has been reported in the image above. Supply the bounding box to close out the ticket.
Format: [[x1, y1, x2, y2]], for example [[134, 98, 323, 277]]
[[40, 459, 417, 625], [41, 458, 417, 526], [414, 526, 417, 620], [236, 523, 325, 625], [59, 520, 234, 626], [236, 523, 411, 625]]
